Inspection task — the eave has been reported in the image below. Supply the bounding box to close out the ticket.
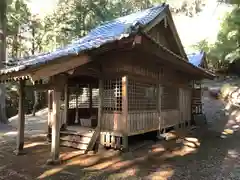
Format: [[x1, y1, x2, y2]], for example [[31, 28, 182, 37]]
[[136, 33, 215, 80]]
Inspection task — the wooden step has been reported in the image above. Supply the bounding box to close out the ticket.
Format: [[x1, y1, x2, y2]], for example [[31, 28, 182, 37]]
[[60, 130, 94, 137], [60, 134, 91, 144], [60, 140, 88, 150]]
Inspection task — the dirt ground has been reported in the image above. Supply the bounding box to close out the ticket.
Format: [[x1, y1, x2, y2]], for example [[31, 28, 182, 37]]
[[1, 88, 240, 179]]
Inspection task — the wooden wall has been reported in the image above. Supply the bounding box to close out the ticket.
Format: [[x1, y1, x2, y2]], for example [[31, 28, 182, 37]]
[[179, 88, 191, 124], [128, 111, 158, 135], [101, 112, 124, 135], [96, 49, 193, 137], [161, 110, 179, 128]]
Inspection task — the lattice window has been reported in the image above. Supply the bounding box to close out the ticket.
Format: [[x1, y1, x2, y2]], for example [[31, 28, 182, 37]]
[[161, 85, 179, 110], [103, 78, 122, 112], [68, 85, 99, 109], [128, 80, 157, 111]]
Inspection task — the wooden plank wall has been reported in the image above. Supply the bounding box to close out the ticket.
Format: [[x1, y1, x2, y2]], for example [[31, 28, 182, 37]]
[[128, 111, 158, 135], [161, 110, 180, 128], [101, 112, 123, 135], [179, 88, 191, 124]]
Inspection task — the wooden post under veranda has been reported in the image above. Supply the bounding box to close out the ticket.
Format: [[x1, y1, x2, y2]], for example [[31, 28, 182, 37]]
[[15, 79, 26, 155], [47, 90, 52, 141], [47, 87, 61, 165], [122, 76, 128, 151], [89, 83, 93, 118], [63, 81, 69, 127], [47, 75, 67, 165]]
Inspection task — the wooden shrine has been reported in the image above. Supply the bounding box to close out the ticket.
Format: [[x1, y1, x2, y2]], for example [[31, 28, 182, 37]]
[[0, 4, 214, 164]]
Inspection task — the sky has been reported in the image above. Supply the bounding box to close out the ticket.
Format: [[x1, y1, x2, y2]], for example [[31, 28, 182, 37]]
[[173, 0, 232, 50], [28, 0, 58, 15], [28, 0, 232, 50]]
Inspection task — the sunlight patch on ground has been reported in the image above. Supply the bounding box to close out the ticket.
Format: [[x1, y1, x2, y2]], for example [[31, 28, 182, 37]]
[[65, 155, 100, 167], [228, 150, 238, 158], [151, 145, 165, 153], [3, 131, 17, 136], [60, 150, 84, 161], [24, 142, 46, 148], [222, 129, 234, 135], [232, 125, 239, 129], [37, 167, 64, 179], [150, 167, 174, 180], [108, 168, 137, 180], [87, 157, 121, 170]]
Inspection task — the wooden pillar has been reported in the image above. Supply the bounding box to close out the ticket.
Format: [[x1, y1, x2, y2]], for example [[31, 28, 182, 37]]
[[47, 88, 61, 165], [75, 89, 79, 124], [47, 90, 52, 141], [74, 84, 79, 124], [122, 76, 128, 151], [89, 83, 93, 117], [98, 79, 103, 129], [15, 80, 25, 155], [64, 82, 69, 126], [157, 83, 161, 137]]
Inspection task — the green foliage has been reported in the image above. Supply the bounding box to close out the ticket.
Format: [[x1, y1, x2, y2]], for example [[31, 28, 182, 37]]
[[192, 1, 240, 71], [7, 0, 31, 58]]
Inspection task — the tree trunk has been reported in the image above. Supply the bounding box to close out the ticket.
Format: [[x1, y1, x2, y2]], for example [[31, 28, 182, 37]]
[[31, 22, 39, 116], [32, 91, 39, 116], [0, 0, 7, 123]]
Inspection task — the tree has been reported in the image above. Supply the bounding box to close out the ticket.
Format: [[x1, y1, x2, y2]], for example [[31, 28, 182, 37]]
[[209, 2, 240, 69], [7, 0, 31, 58], [0, 0, 7, 123]]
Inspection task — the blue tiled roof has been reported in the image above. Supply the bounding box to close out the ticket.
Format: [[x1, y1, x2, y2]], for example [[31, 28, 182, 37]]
[[0, 4, 167, 74], [187, 52, 205, 67]]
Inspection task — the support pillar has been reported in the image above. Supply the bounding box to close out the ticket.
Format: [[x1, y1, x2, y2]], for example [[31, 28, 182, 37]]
[[47, 88, 61, 165], [89, 83, 92, 118], [64, 82, 69, 126], [47, 90, 52, 141], [75, 85, 80, 124], [122, 76, 128, 151], [94, 78, 103, 152], [98, 79, 103, 129], [15, 80, 25, 155]]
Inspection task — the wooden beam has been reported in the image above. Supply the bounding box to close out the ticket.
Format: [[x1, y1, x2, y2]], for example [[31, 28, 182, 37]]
[[24, 83, 54, 91], [30, 54, 90, 81], [122, 76, 129, 151], [15, 80, 25, 155]]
